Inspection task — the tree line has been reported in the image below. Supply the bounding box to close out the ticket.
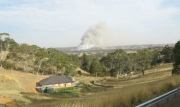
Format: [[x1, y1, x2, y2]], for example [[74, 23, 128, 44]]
[[0, 33, 179, 76]]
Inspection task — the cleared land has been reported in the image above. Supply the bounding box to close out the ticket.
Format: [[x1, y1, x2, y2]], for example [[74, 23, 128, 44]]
[[0, 63, 179, 107]]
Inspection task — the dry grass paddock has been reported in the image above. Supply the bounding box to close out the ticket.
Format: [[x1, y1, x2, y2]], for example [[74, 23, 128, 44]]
[[0, 63, 180, 107]]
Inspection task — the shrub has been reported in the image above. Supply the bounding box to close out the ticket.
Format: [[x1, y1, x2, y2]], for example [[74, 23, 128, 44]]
[[40, 86, 55, 94], [2, 61, 14, 70]]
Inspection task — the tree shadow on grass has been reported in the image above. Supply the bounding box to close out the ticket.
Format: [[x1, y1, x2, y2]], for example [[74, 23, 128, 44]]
[[19, 92, 59, 107], [19, 90, 84, 107], [54, 91, 80, 97]]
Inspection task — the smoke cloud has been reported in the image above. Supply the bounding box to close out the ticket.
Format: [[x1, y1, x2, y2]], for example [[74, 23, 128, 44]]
[[77, 22, 109, 50]]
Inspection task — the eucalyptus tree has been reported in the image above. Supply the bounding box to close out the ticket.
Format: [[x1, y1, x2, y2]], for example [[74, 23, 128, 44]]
[[151, 49, 161, 66], [100, 53, 115, 70], [161, 45, 174, 63], [34, 48, 48, 74], [3, 37, 18, 51], [136, 49, 153, 75], [0, 33, 10, 67], [100, 49, 129, 77], [89, 59, 103, 76], [113, 50, 129, 76], [69, 54, 81, 67], [46, 48, 77, 75], [172, 40, 180, 75], [81, 53, 93, 72], [126, 53, 136, 73], [64, 65, 76, 76], [15, 44, 39, 72]]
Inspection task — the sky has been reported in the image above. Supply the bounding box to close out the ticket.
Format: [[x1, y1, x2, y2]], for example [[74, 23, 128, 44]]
[[0, 0, 180, 48]]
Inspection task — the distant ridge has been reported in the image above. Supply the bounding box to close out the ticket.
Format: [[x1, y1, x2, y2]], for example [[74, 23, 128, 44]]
[[56, 43, 175, 54]]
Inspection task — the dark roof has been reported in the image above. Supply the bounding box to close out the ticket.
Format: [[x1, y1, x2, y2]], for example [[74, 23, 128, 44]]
[[39, 75, 75, 85]]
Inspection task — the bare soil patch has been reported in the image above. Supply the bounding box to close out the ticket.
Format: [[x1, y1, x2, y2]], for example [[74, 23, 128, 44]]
[[0, 98, 17, 107]]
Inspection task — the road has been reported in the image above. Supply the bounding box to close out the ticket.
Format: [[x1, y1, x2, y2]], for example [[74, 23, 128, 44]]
[[0, 105, 5, 107], [160, 92, 180, 107]]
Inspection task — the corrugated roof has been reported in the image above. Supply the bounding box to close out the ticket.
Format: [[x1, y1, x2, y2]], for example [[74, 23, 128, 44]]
[[39, 75, 75, 85]]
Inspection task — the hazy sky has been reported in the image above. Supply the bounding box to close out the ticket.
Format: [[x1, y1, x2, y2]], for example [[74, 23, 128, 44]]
[[0, 0, 180, 48]]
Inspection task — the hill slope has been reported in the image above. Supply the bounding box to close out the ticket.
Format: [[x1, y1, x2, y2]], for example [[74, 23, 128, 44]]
[[0, 67, 49, 106], [0, 63, 175, 107]]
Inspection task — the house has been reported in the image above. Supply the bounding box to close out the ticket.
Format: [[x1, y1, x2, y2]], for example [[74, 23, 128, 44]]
[[36, 75, 76, 90]]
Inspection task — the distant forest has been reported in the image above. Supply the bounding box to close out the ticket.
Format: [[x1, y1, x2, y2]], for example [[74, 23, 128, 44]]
[[0, 33, 180, 76]]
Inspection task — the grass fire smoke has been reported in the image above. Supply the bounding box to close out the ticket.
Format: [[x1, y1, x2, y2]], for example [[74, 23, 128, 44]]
[[77, 22, 109, 50]]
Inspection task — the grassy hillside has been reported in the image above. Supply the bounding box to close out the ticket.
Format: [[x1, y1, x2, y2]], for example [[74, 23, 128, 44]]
[[0, 63, 180, 107], [0, 67, 49, 106]]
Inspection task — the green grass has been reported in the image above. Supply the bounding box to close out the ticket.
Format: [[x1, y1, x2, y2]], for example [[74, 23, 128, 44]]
[[55, 87, 75, 92]]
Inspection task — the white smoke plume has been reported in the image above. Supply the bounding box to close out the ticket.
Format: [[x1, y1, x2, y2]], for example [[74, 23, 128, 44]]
[[77, 22, 109, 50]]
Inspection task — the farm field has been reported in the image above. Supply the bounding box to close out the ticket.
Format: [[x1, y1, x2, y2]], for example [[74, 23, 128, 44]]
[[0, 63, 180, 107]]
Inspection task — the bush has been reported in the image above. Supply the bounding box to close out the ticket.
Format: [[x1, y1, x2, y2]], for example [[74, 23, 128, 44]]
[[47, 87, 55, 94], [77, 70, 82, 75], [172, 40, 180, 74], [40, 86, 55, 94], [2, 61, 14, 70]]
